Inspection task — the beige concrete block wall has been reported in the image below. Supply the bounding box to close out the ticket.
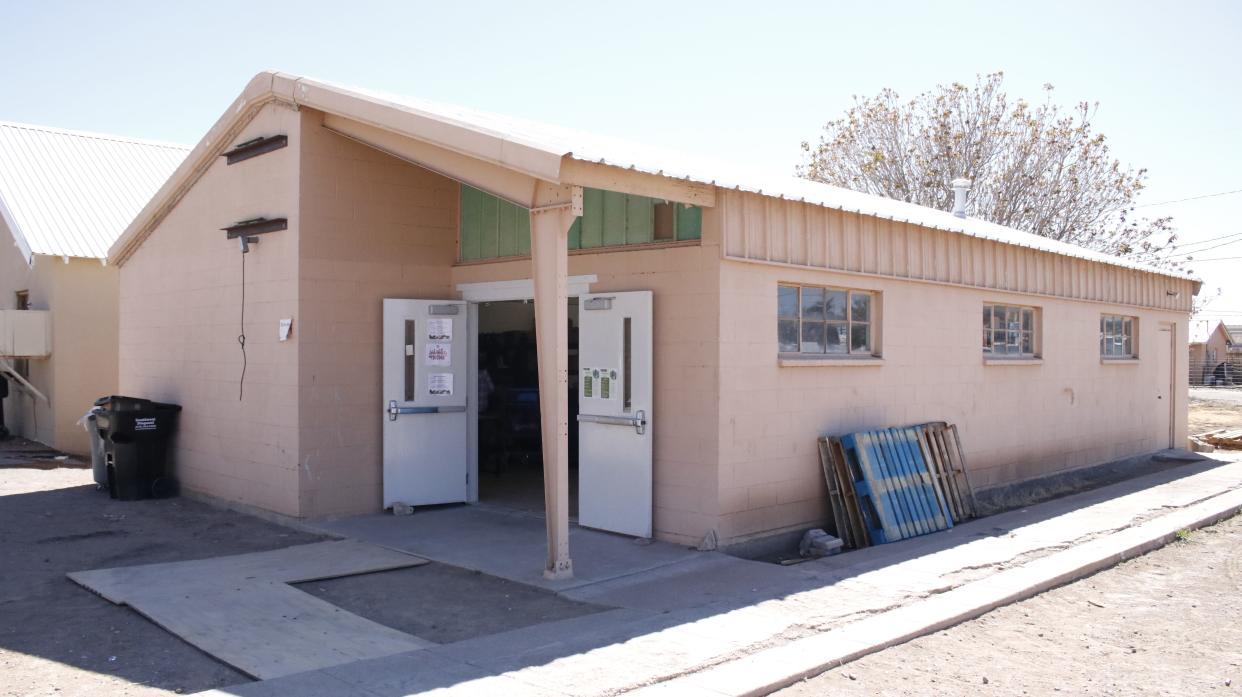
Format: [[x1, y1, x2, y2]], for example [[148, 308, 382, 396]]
[[716, 260, 1189, 545], [452, 220, 725, 546], [45, 257, 119, 454], [0, 231, 51, 446], [295, 109, 458, 517], [118, 102, 302, 515], [0, 252, 118, 455]]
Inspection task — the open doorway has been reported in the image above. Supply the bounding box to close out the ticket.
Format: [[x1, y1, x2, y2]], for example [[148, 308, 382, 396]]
[[476, 299, 580, 516]]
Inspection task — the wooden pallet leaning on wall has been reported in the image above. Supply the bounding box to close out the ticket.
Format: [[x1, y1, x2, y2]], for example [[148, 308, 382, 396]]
[[915, 422, 978, 523], [818, 421, 978, 549], [817, 436, 869, 549]]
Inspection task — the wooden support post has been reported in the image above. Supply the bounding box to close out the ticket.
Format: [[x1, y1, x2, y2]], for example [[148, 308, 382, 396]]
[[530, 184, 581, 580]]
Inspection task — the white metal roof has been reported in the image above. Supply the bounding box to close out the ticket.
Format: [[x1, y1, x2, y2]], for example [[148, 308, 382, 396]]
[[110, 71, 1196, 284], [0, 121, 188, 262], [316, 77, 1196, 282]]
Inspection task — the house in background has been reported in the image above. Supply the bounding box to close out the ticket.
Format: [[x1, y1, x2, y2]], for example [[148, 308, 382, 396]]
[[1190, 320, 1242, 385], [108, 72, 1196, 577], [0, 122, 187, 454]]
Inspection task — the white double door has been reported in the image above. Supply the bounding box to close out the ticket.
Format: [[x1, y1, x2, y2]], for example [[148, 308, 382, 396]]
[[381, 292, 653, 538]]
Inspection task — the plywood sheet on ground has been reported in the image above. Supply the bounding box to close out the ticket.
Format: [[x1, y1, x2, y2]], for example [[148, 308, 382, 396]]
[[68, 540, 433, 679]]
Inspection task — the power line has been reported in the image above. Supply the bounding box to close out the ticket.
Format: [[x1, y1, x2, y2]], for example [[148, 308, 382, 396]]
[[1131, 188, 1242, 209], [1172, 230, 1242, 249], [1131, 232, 1242, 261]]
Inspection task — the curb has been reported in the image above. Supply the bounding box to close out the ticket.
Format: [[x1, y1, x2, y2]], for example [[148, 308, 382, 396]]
[[627, 487, 1242, 697]]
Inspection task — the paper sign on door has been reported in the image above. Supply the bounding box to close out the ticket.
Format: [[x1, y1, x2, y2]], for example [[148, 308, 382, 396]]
[[425, 343, 451, 367], [427, 318, 453, 341], [428, 373, 454, 396]]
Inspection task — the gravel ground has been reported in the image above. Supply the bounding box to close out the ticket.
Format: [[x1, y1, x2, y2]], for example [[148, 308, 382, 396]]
[[1189, 395, 1242, 435], [0, 465, 326, 697], [775, 512, 1242, 697]]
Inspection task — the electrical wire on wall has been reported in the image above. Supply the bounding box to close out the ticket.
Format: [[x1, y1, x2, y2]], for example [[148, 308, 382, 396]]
[[238, 248, 248, 401]]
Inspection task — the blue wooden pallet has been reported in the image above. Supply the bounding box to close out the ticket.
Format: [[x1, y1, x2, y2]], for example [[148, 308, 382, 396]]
[[838, 427, 952, 544]]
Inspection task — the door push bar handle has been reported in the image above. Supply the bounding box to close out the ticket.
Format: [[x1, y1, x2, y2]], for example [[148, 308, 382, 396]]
[[388, 400, 467, 421], [577, 409, 646, 435]]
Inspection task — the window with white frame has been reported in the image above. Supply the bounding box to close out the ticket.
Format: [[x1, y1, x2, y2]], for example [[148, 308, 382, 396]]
[[778, 284, 875, 356], [983, 304, 1038, 357], [1100, 314, 1136, 358]]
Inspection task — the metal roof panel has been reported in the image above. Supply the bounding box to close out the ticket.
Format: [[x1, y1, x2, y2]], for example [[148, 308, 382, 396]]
[[0, 122, 188, 261]]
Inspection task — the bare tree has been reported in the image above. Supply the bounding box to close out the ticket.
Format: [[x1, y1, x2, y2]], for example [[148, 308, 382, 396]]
[[799, 73, 1180, 268]]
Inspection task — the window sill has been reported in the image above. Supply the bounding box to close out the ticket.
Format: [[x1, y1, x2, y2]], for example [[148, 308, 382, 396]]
[[1101, 357, 1140, 365], [983, 357, 1043, 366], [779, 356, 884, 367]]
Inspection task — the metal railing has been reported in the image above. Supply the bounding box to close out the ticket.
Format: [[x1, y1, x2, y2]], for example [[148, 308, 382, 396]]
[[1189, 356, 1242, 388]]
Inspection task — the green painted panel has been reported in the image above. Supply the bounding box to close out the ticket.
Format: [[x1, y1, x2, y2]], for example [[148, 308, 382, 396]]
[[579, 188, 604, 248], [515, 209, 531, 255], [676, 204, 702, 241], [460, 184, 700, 260], [460, 185, 484, 260], [497, 202, 517, 257], [479, 193, 499, 258], [602, 190, 628, 246], [625, 195, 654, 244]]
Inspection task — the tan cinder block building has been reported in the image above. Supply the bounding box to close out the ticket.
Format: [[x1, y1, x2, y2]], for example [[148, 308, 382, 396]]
[[109, 72, 1197, 577], [0, 123, 187, 454]]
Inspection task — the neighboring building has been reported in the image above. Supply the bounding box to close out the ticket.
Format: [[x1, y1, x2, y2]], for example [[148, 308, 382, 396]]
[[0, 122, 187, 453], [109, 72, 1196, 576], [1190, 321, 1242, 385]]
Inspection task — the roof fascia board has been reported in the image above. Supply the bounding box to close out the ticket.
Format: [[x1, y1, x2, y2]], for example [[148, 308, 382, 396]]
[[282, 77, 564, 183], [322, 114, 540, 208], [109, 72, 292, 265], [559, 158, 716, 208]]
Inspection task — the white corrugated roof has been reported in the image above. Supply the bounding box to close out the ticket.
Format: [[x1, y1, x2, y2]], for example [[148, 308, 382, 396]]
[[326, 78, 1195, 282], [109, 71, 1196, 284], [0, 121, 188, 261]]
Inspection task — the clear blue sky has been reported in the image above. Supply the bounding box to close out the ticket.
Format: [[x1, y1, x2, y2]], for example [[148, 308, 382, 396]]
[[2, 0, 1238, 328]]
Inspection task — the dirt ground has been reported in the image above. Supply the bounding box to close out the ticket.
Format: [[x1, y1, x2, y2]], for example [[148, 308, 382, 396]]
[[1189, 394, 1242, 435], [297, 565, 604, 645], [776, 512, 1242, 697], [0, 448, 606, 697], [0, 465, 327, 697]]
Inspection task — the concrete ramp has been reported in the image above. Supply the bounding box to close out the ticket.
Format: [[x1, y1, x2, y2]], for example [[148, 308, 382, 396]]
[[69, 540, 433, 679]]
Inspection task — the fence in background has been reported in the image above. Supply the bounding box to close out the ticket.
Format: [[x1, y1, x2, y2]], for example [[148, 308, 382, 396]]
[[1189, 355, 1242, 388]]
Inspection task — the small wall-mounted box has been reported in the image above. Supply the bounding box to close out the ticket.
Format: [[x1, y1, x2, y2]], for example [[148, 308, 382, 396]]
[[0, 310, 52, 358]]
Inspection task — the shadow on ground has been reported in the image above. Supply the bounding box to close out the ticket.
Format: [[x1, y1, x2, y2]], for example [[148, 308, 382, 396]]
[[5, 450, 1237, 696], [197, 452, 1241, 697], [0, 470, 326, 694]]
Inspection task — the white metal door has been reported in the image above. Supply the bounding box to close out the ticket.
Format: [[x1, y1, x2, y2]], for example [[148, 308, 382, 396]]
[[577, 291, 653, 537], [1157, 324, 1174, 448], [382, 299, 469, 508]]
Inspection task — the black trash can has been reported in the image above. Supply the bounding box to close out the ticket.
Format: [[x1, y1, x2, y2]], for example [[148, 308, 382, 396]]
[[93, 395, 182, 500]]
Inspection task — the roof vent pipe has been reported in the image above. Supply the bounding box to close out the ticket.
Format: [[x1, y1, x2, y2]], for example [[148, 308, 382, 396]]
[[951, 178, 972, 219]]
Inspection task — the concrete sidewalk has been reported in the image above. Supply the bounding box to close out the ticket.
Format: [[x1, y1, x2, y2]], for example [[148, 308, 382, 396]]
[[203, 450, 1242, 697]]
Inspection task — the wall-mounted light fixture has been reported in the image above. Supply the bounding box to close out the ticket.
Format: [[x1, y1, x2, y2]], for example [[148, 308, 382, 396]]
[[222, 217, 287, 253], [222, 135, 288, 165]]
